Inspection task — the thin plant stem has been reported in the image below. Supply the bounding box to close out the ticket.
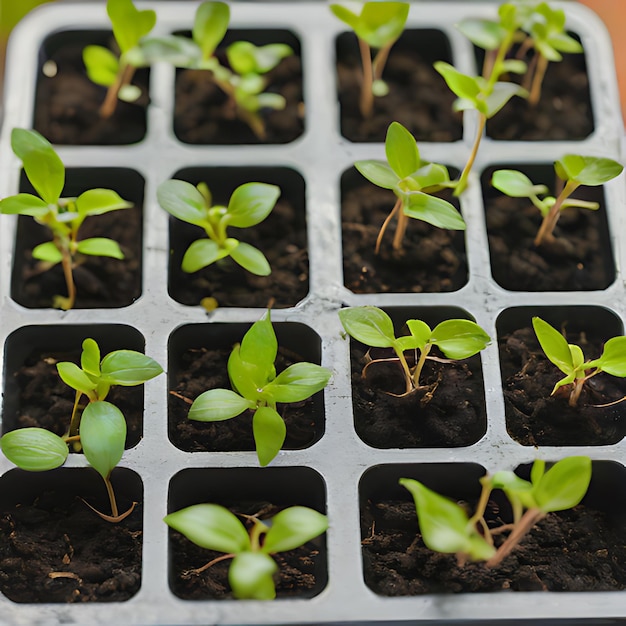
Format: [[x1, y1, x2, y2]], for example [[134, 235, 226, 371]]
[[104, 474, 119, 518], [454, 113, 486, 196], [59, 246, 76, 310], [486, 508, 545, 567], [393, 348, 414, 395], [186, 553, 234, 577], [68, 390, 82, 438], [376, 196, 402, 253], [372, 41, 392, 81], [100, 63, 136, 119], [411, 344, 431, 388], [358, 37, 374, 118], [392, 209, 408, 250], [528, 53, 549, 106], [534, 179, 579, 246]]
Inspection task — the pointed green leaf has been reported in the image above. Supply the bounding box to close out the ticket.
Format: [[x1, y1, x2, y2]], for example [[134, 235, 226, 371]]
[[182, 239, 227, 273], [405, 319, 432, 351], [533, 456, 592, 513], [552, 372, 576, 395], [157, 179, 208, 226], [456, 18, 507, 50], [253, 406, 286, 466], [107, 0, 156, 54], [227, 42, 292, 75], [409, 163, 451, 191], [385, 122, 420, 179], [188, 388, 252, 422], [239, 312, 278, 379], [76, 238, 124, 259], [532, 317, 575, 376], [100, 350, 163, 385], [1, 428, 68, 471], [228, 346, 266, 401], [140, 35, 202, 66], [484, 81, 527, 118], [354, 160, 399, 190], [229, 551, 277, 600], [83, 45, 119, 86], [357, 2, 409, 48], [262, 506, 328, 554], [338, 306, 396, 348], [434, 62, 480, 102], [264, 362, 331, 403], [555, 155, 623, 186], [75, 188, 132, 216], [226, 182, 279, 228], [595, 336, 626, 377], [81, 339, 101, 378], [32, 242, 63, 264], [430, 320, 490, 360], [229, 242, 271, 276], [403, 193, 466, 230], [193, 1, 230, 60], [57, 361, 98, 395], [0, 193, 50, 217], [329, 4, 360, 31], [492, 170, 548, 198]]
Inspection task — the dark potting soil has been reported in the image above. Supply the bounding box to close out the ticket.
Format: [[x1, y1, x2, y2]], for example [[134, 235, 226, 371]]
[[12, 207, 142, 309], [342, 182, 467, 294], [169, 345, 322, 452], [336, 30, 463, 143], [0, 489, 142, 603], [169, 501, 325, 600], [486, 52, 594, 141], [361, 499, 626, 595], [174, 55, 304, 144], [484, 193, 614, 292], [499, 327, 626, 446], [4, 347, 144, 449], [350, 343, 486, 448], [34, 40, 149, 145], [169, 199, 308, 308]]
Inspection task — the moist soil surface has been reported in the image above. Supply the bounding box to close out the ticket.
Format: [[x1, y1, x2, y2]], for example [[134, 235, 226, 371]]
[[169, 199, 308, 308], [0, 489, 142, 603], [169, 501, 325, 599], [336, 30, 463, 143], [350, 343, 486, 448], [169, 345, 323, 452], [484, 191, 614, 292], [486, 52, 594, 141], [13, 207, 143, 309], [174, 54, 304, 144], [4, 347, 144, 449], [34, 41, 149, 145], [499, 326, 626, 446], [361, 499, 626, 595], [342, 183, 467, 294]]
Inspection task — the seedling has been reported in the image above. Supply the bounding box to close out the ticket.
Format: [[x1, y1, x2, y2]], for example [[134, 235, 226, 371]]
[[185, 311, 331, 466], [492, 155, 623, 246], [164, 504, 327, 599], [532, 317, 626, 407], [400, 455, 592, 567], [141, 1, 293, 138], [157, 179, 280, 276], [82, 0, 157, 118], [0, 128, 133, 310], [339, 306, 490, 396], [330, 1, 409, 118], [354, 121, 465, 252], [0, 338, 163, 521]]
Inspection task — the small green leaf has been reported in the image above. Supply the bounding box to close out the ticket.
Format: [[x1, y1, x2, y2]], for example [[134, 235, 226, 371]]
[[164, 503, 250, 553], [430, 320, 490, 360], [262, 506, 328, 554], [76, 188, 132, 215], [263, 363, 331, 403], [193, 1, 230, 60], [227, 42, 292, 75], [554, 155, 623, 186], [239, 312, 278, 381], [405, 319, 432, 351], [76, 238, 124, 259], [119, 84, 143, 103], [532, 317, 575, 376], [107, 0, 157, 55], [80, 401, 126, 479], [409, 163, 451, 191], [188, 388, 252, 422], [182, 239, 226, 273], [500, 59, 527, 75], [403, 193, 466, 230], [227, 346, 266, 401], [385, 122, 420, 179], [226, 182, 280, 228], [229, 552, 277, 600], [595, 336, 626, 377], [229, 242, 271, 276], [434, 62, 480, 102], [492, 170, 549, 198], [140, 35, 202, 66], [484, 81, 527, 118], [57, 362, 98, 395], [0, 193, 50, 217], [329, 4, 360, 31], [253, 406, 286, 466], [157, 179, 208, 226], [100, 350, 163, 385], [533, 456, 592, 513], [32, 242, 63, 264], [82, 45, 119, 86], [81, 339, 101, 378], [456, 18, 507, 50], [338, 306, 396, 348], [356, 2, 409, 49], [1, 428, 68, 471], [354, 160, 399, 190]]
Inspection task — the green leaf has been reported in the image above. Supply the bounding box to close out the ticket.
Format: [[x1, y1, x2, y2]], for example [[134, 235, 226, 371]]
[[239, 312, 278, 381], [533, 456, 592, 513], [338, 306, 396, 348], [226, 182, 280, 228], [385, 122, 420, 179], [100, 350, 163, 385], [1, 428, 68, 472], [227, 346, 266, 401], [532, 317, 574, 376], [193, 1, 230, 60], [548, 32, 583, 54], [405, 319, 432, 351], [164, 503, 250, 553], [264, 362, 331, 403], [403, 193, 466, 230], [456, 18, 507, 50], [253, 406, 286, 466], [76, 188, 132, 215], [139, 35, 202, 66], [107, 0, 157, 55], [554, 155, 623, 186], [80, 401, 126, 479], [182, 239, 228, 273], [484, 81, 527, 118], [229, 552, 277, 600], [500, 59, 527, 75], [329, 4, 360, 31], [11, 128, 65, 205], [82, 45, 119, 86], [81, 339, 101, 378], [76, 238, 124, 259], [32, 242, 63, 264], [409, 163, 451, 191], [262, 506, 328, 554], [0, 193, 50, 217], [491, 170, 548, 198], [356, 2, 409, 49], [57, 361, 98, 395], [430, 320, 490, 359], [188, 388, 252, 422], [157, 179, 208, 226], [354, 160, 399, 190], [229, 242, 271, 276], [434, 62, 480, 102], [227, 42, 292, 75], [595, 336, 626, 377]]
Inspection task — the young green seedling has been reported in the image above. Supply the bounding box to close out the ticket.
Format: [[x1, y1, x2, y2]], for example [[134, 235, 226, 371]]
[[82, 0, 157, 118], [141, 1, 293, 139], [400, 455, 591, 567], [157, 179, 280, 277], [0, 128, 133, 309], [330, 1, 409, 118], [185, 311, 331, 466], [354, 121, 465, 252], [0, 338, 163, 521], [164, 504, 328, 599], [492, 154, 623, 247], [339, 306, 490, 396], [532, 317, 626, 407]]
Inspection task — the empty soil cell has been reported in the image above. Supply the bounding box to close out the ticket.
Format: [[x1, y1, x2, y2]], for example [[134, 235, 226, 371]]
[[167, 168, 308, 308], [174, 30, 303, 144], [0, 469, 142, 603], [34, 31, 149, 145], [335, 29, 462, 142], [341, 174, 468, 294]]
